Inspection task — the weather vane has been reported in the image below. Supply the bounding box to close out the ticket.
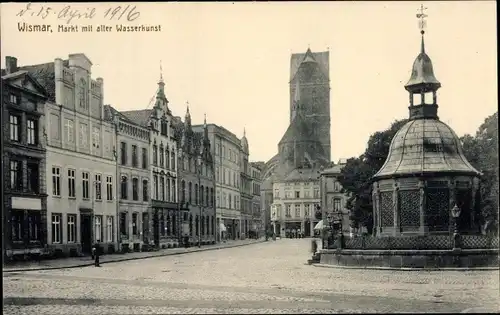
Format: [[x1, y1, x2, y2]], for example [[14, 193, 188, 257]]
[[416, 4, 428, 33]]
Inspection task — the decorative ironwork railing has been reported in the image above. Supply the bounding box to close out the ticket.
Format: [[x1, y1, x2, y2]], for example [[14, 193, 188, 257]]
[[327, 234, 499, 250]]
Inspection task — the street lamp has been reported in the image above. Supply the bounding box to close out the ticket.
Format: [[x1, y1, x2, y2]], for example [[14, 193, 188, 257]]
[[451, 204, 461, 249]]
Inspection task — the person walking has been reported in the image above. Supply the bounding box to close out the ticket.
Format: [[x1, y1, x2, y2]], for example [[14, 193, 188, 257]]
[[93, 241, 101, 267]]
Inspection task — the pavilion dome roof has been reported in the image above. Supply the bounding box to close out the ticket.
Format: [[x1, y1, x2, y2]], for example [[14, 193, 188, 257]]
[[373, 119, 481, 180]]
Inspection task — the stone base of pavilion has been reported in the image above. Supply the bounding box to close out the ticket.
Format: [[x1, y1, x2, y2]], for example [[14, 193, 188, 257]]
[[317, 235, 499, 269]]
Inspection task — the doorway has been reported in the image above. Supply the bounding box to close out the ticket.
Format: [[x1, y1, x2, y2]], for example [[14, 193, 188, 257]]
[[305, 220, 311, 237], [153, 209, 160, 248], [142, 212, 149, 243], [80, 214, 92, 254]]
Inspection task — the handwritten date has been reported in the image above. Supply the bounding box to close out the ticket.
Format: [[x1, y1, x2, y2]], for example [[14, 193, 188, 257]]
[[16, 3, 141, 24]]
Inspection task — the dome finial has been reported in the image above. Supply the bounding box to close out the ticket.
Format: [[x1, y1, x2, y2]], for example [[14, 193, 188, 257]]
[[417, 4, 428, 54], [159, 60, 164, 82]]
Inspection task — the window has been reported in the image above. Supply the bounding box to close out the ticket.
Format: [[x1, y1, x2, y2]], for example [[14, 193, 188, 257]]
[[181, 181, 186, 203], [142, 148, 147, 169], [200, 185, 204, 205], [79, 123, 88, 147], [106, 176, 113, 200], [171, 150, 176, 171], [166, 178, 171, 202], [304, 190, 311, 198], [11, 210, 23, 242], [9, 115, 20, 142], [166, 148, 170, 169], [67, 214, 76, 243], [132, 145, 138, 167], [210, 188, 214, 207], [153, 145, 158, 165], [295, 204, 301, 217], [51, 214, 62, 244], [274, 189, 279, 198], [28, 211, 41, 242], [285, 205, 291, 217], [228, 193, 232, 209], [132, 178, 139, 201], [106, 216, 113, 242], [95, 174, 102, 200], [314, 188, 320, 198], [67, 169, 76, 197], [92, 126, 100, 149], [195, 184, 199, 204], [188, 182, 193, 203], [9, 160, 22, 190], [172, 180, 176, 202], [305, 204, 311, 217], [159, 146, 164, 167], [334, 198, 342, 212], [132, 213, 138, 235], [295, 191, 300, 199], [121, 176, 128, 199], [65, 119, 74, 143], [160, 176, 165, 201], [82, 172, 90, 199], [52, 167, 61, 196], [120, 142, 127, 165], [27, 119, 37, 145], [27, 163, 39, 193], [205, 186, 209, 207], [143, 180, 149, 201], [9, 93, 19, 104], [120, 212, 127, 238], [95, 215, 102, 242], [153, 175, 158, 200]]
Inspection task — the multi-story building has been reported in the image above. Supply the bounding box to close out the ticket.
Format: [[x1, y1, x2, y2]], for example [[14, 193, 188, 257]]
[[319, 161, 351, 234], [104, 105, 150, 252], [239, 131, 253, 239], [250, 163, 262, 236], [2, 56, 48, 258], [20, 53, 118, 255], [193, 123, 242, 241], [174, 107, 216, 246], [120, 75, 184, 249], [270, 167, 322, 237]]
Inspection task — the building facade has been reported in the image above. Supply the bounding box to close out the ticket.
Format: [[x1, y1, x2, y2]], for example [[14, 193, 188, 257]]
[[320, 162, 351, 235], [2, 56, 48, 258], [271, 167, 322, 237], [121, 76, 184, 249], [104, 105, 150, 252], [174, 108, 216, 245], [193, 123, 242, 241], [239, 131, 253, 239], [20, 54, 119, 255], [250, 163, 262, 236]]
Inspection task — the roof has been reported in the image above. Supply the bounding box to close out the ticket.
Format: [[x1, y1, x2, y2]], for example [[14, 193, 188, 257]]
[[290, 50, 329, 83], [405, 36, 441, 91], [278, 112, 315, 145], [283, 166, 322, 182], [1, 70, 48, 98], [120, 109, 153, 128], [321, 164, 344, 175], [373, 119, 481, 179], [14, 60, 70, 103]]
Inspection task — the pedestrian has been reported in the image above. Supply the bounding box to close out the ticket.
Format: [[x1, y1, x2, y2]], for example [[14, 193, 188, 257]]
[[93, 241, 101, 267], [298, 228, 301, 239]]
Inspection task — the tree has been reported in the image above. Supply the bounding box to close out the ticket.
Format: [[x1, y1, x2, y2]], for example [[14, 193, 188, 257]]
[[460, 112, 498, 231], [338, 119, 409, 232]]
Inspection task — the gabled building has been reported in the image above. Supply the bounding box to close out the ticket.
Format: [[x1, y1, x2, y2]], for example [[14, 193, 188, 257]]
[[19, 54, 118, 256], [104, 105, 150, 252], [2, 56, 48, 258], [173, 107, 216, 246], [120, 74, 185, 249]]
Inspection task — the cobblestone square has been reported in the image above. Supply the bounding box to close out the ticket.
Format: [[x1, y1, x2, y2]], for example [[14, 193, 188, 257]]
[[3, 239, 499, 314]]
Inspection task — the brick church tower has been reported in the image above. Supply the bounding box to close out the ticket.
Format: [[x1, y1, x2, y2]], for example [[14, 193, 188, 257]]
[[289, 48, 331, 161]]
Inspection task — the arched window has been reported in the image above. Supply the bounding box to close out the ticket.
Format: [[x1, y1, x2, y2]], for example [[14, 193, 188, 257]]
[[200, 185, 204, 205], [210, 188, 214, 207], [205, 186, 209, 207], [170, 150, 176, 171], [195, 184, 199, 205], [120, 176, 128, 200], [142, 180, 148, 201], [159, 144, 164, 167], [188, 182, 192, 204], [165, 147, 170, 169], [79, 78, 87, 109], [181, 180, 186, 203]]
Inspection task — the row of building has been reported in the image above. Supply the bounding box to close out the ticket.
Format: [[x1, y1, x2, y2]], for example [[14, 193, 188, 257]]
[[2, 53, 262, 258]]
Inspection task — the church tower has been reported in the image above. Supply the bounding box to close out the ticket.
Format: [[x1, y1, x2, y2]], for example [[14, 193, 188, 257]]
[[289, 48, 331, 161]]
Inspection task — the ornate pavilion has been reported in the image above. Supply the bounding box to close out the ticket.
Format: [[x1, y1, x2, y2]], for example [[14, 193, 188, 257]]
[[371, 24, 482, 237]]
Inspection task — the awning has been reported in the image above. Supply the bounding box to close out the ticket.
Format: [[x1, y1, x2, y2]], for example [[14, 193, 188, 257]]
[[219, 223, 227, 232], [313, 220, 326, 230]]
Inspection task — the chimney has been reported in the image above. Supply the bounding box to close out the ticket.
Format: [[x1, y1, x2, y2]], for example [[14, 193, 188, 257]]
[[5, 56, 18, 74]]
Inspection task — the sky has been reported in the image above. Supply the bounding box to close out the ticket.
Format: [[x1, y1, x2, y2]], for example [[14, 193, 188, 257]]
[[1, 1, 497, 163]]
